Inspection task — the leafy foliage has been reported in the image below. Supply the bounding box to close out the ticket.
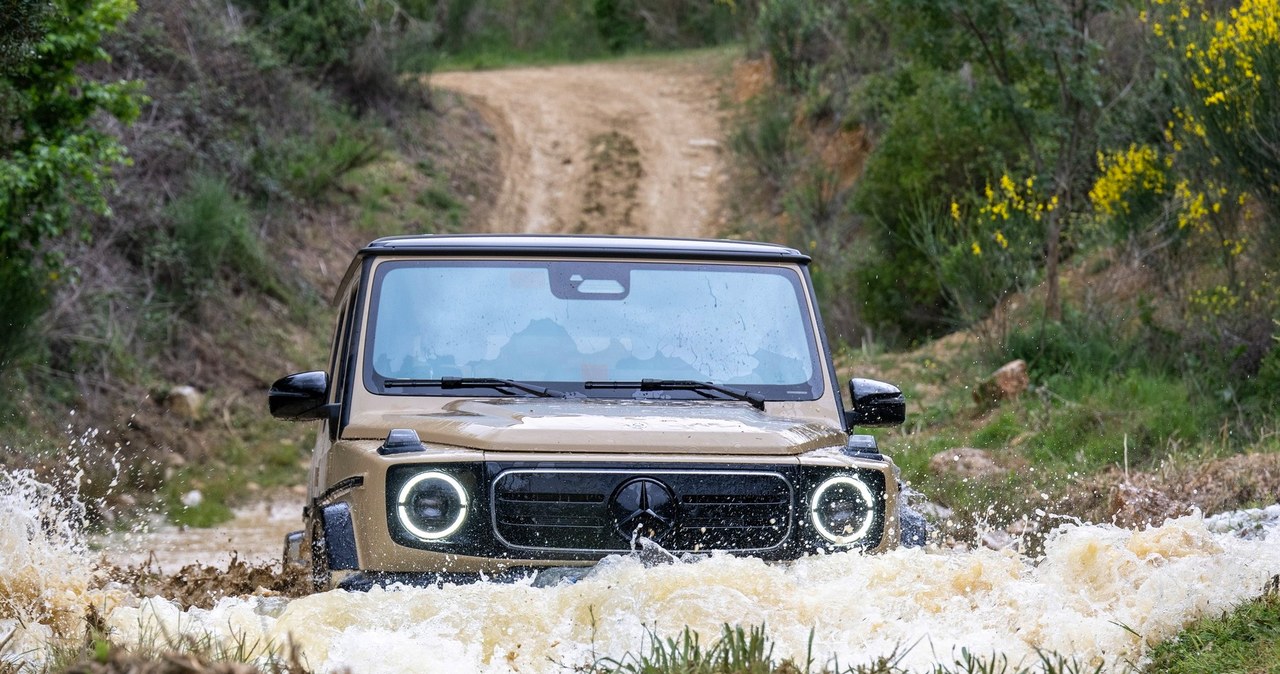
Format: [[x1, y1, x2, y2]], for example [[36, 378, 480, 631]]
[[0, 0, 52, 69], [238, 0, 372, 76], [0, 0, 143, 369]]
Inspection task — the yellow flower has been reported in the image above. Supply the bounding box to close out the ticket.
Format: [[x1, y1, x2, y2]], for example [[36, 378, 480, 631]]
[[994, 231, 1009, 249], [971, 242, 982, 256], [950, 201, 961, 222]]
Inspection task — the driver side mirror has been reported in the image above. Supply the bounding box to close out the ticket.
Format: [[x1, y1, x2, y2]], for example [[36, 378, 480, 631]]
[[845, 378, 905, 428], [269, 370, 333, 421]]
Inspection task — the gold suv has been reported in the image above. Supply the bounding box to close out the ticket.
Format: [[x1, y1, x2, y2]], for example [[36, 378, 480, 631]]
[[269, 235, 917, 591]]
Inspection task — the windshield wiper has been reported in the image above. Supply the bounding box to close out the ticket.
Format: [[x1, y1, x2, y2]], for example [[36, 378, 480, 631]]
[[382, 377, 566, 398], [583, 379, 767, 410]]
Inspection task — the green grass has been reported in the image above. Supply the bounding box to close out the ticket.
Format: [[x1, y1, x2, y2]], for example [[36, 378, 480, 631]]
[[1024, 371, 1206, 472], [1144, 591, 1280, 673], [164, 411, 311, 528], [340, 157, 464, 235], [588, 624, 1104, 674]]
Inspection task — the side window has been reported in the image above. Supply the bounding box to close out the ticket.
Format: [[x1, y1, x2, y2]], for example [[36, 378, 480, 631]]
[[329, 287, 359, 406]]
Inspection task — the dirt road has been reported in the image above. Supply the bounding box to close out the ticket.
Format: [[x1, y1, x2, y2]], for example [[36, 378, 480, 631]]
[[429, 54, 731, 237]]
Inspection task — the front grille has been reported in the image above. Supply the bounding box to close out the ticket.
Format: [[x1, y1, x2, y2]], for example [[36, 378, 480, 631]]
[[492, 469, 792, 553]]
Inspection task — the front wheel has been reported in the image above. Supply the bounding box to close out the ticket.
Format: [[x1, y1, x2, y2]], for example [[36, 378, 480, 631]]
[[308, 516, 332, 592], [898, 502, 929, 548]]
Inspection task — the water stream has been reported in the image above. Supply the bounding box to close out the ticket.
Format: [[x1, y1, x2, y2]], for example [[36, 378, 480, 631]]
[[2, 468, 1278, 673]]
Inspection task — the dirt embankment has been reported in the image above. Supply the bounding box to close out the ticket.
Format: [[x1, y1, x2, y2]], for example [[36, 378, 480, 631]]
[[429, 56, 731, 237]]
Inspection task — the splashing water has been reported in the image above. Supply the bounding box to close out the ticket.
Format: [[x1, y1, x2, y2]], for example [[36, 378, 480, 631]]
[[3, 469, 1278, 673], [0, 470, 121, 668]]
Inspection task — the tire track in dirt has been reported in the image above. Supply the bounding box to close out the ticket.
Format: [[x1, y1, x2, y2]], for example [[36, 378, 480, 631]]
[[428, 57, 730, 237]]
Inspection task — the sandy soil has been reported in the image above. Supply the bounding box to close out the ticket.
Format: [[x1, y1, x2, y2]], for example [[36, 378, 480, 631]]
[[428, 56, 730, 237]]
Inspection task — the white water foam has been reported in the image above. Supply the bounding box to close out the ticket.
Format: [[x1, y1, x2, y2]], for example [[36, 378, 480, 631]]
[[0, 470, 114, 668], [4, 469, 1278, 673]]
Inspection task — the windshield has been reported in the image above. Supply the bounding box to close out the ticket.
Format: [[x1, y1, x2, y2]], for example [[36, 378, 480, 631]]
[[363, 259, 823, 401]]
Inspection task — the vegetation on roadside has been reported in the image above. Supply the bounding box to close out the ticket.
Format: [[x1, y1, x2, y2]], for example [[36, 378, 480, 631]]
[[727, 0, 1280, 523], [588, 624, 1105, 674], [724, 2, 1280, 666], [1145, 588, 1280, 674], [0, 0, 497, 527], [416, 0, 747, 69]]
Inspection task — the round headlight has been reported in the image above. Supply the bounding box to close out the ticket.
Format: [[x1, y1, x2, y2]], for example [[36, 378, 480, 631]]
[[810, 475, 875, 546], [397, 471, 469, 541]]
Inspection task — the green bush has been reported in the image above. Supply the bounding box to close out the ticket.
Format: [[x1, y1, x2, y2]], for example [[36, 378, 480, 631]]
[[238, 0, 371, 75], [162, 172, 272, 304], [1002, 306, 1155, 384], [0, 0, 143, 375], [0, 0, 50, 69], [1250, 324, 1280, 406], [593, 0, 644, 53], [753, 0, 835, 91], [852, 69, 1025, 339], [254, 110, 385, 202], [728, 94, 796, 191], [0, 263, 48, 371]]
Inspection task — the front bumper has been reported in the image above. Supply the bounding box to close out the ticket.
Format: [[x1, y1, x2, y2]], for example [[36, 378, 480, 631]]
[[318, 455, 900, 575]]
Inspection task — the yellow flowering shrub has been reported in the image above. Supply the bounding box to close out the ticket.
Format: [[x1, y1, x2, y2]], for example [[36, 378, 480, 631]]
[[1149, 0, 1280, 207], [1089, 144, 1166, 217], [952, 172, 1057, 257], [1094, 0, 1274, 285]]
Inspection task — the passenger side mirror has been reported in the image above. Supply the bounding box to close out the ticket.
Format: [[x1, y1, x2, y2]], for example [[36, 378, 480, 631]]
[[845, 378, 905, 428], [269, 370, 333, 421]]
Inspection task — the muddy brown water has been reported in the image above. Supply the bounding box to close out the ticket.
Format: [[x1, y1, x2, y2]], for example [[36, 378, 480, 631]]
[[3, 469, 1280, 673], [94, 498, 304, 573]]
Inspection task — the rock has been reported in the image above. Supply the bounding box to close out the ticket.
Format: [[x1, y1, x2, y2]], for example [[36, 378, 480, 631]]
[[973, 359, 1029, 408], [981, 529, 1016, 551], [1006, 518, 1039, 537], [181, 489, 204, 508], [916, 501, 954, 521], [929, 448, 1005, 479], [166, 385, 204, 421]]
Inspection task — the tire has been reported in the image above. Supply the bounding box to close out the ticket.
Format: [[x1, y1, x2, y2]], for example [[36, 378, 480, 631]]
[[898, 502, 929, 548], [309, 516, 332, 592]]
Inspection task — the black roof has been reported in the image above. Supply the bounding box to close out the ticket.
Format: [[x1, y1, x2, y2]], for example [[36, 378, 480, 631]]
[[358, 234, 810, 263]]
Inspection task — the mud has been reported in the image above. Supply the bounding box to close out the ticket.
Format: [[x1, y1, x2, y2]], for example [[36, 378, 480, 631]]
[[1061, 451, 1280, 527], [109, 556, 310, 611]]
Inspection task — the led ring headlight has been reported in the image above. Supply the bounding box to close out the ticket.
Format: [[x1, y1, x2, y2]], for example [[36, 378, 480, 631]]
[[810, 475, 875, 545], [396, 471, 469, 541]]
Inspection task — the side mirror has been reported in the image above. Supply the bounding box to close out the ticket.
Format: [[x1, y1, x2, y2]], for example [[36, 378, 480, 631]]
[[269, 370, 332, 421], [845, 378, 905, 428]]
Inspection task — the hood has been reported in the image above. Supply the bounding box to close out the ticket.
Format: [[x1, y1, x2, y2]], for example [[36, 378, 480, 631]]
[[344, 398, 846, 455]]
